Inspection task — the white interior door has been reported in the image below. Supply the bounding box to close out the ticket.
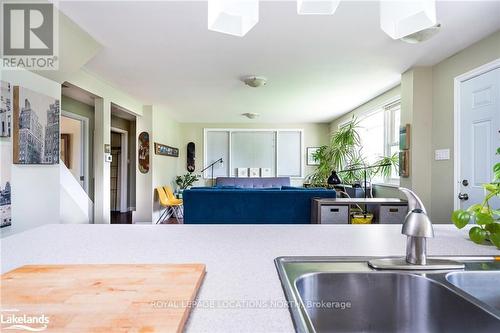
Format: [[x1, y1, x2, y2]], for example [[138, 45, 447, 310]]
[[459, 67, 500, 209]]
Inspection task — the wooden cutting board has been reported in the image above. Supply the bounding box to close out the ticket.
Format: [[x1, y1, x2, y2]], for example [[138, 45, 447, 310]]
[[0, 264, 205, 333]]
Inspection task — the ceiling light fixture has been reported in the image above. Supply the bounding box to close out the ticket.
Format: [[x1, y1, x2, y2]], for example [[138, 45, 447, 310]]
[[242, 76, 267, 88], [242, 112, 260, 119], [399, 23, 441, 44], [380, 0, 437, 40], [208, 0, 259, 37], [297, 0, 340, 15]]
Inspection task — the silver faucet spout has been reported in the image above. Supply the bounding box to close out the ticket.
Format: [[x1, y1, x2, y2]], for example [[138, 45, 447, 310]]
[[399, 187, 427, 214], [399, 187, 434, 265], [368, 188, 464, 270], [406, 236, 427, 265]]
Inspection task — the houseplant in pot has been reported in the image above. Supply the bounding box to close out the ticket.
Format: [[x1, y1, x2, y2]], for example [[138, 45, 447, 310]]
[[175, 173, 200, 198], [451, 148, 500, 249], [306, 116, 398, 190]]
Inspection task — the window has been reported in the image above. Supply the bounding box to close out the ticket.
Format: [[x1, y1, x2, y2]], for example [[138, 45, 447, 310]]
[[231, 131, 276, 176], [205, 131, 230, 178], [343, 99, 401, 184], [204, 129, 303, 178]]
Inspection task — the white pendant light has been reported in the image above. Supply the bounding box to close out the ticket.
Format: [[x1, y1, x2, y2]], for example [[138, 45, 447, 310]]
[[208, 0, 259, 37], [380, 0, 437, 39], [297, 0, 340, 15]]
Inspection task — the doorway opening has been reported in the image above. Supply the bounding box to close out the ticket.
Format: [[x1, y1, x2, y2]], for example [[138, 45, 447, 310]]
[[61, 112, 90, 193], [110, 104, 137, 224]]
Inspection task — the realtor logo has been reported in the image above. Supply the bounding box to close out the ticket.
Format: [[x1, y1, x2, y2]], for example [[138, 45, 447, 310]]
[[1, 2, 58, 70]]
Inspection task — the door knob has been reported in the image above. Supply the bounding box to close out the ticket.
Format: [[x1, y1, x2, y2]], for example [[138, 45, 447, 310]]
[[458, 193, 469, 201]]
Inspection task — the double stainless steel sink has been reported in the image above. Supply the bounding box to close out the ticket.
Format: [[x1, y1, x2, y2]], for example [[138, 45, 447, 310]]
[[275, 256, 500, 333]]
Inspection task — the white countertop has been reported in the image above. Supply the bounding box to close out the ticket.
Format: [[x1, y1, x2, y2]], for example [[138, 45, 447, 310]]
[[1, 224, 498, 332]]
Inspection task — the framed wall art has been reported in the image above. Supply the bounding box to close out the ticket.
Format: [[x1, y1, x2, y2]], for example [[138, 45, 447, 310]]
[[249, 168, 259, 178], [1, 142, 12, 228], [1, 81, 12, 138], [306, 147, 320, 166], [154, 142, 179, 157], [13, 86, 60, 164]]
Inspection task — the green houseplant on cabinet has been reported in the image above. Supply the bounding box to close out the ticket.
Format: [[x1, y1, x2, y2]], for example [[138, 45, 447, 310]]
[[451, 148, 500, 249], [305, 117, 398, 189]]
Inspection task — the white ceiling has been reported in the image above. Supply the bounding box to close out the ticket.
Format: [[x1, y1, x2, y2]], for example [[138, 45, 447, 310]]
[[58, 1, 500, 123]]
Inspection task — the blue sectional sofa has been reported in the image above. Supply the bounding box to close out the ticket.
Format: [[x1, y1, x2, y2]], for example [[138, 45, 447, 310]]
[[183, 186, 336, 224]]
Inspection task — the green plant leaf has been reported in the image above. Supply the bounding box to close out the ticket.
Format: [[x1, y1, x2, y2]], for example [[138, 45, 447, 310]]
[[476, 212, 494, 225], [485, 222, 500, 234], [466, 204, 483, 213], [452, 210, 470, 229], [497, 147, 500, 155], [483, 183, 500, 193], [490, 232, 500, 249], [469, 226, 488, 244]]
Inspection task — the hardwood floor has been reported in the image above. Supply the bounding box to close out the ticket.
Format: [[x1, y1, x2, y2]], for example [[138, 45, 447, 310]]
[[159, 217, 183, 224], [111, 211, 132, 224], [111, 211, 182, 224]]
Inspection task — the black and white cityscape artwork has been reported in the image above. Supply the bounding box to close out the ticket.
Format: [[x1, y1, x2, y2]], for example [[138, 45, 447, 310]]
[[0, 81, 12, 138], [1, 143, 12, 228], [14, 87, 60, 164]]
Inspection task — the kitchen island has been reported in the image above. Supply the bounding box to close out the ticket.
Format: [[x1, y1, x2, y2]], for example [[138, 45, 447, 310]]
[[1, 224, 498, 332]]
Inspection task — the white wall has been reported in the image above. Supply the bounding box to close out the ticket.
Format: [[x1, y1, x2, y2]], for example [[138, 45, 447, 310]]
[[0, 67, 61, 237]]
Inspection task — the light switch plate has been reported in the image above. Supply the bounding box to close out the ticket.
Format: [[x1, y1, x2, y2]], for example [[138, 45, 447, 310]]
[[435, 149, 450, 161]]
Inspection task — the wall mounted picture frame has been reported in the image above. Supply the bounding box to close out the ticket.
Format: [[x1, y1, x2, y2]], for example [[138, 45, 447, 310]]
[[154, 142, 179, 157], [307, 147, 320, 166], [399, 150, 410, 177], [13, 86, 60, 164], [399, 124, 410, 150], [1, 81, 12, 138], [1, 142, 12, 228]]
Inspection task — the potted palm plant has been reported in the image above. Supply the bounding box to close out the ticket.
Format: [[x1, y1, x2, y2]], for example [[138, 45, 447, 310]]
[[306, 117, 398, 190]]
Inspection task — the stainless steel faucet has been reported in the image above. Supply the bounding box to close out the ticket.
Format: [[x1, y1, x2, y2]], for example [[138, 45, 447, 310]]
[[368, 187, 464, 270], [399, 188, 434, 265]]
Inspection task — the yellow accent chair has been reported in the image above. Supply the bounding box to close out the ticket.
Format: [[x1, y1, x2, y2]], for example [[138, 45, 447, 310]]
[[156, 186, 183, 224]]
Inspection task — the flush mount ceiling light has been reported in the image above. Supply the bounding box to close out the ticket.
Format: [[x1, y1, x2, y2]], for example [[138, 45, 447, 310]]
[[242, 76, 267, 88], [208, 0, 259, 37], [297, 0, 340, 15], [380, 0, 437, 40], [242, 112, 260, 119]]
